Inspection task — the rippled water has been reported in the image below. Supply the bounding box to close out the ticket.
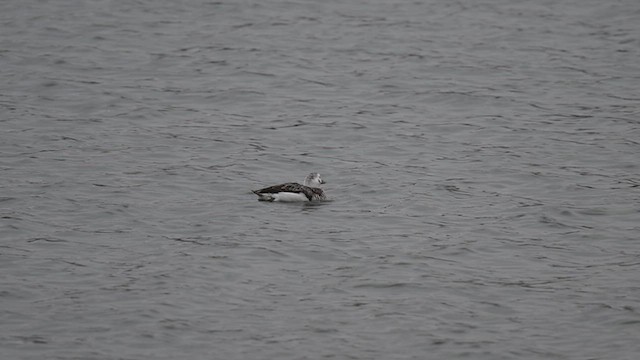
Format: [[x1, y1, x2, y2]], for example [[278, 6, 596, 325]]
[[2, 0, 640, 359]]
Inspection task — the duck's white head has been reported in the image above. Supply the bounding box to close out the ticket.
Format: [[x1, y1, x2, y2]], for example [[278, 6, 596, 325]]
[[304, 172, 325, 187]]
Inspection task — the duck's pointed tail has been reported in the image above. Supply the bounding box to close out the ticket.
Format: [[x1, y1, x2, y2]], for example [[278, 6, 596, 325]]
[[252, 190, 275, 201]]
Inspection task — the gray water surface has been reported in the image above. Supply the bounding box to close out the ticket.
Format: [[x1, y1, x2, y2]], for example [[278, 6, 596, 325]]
[[2, 0, 640, 359]]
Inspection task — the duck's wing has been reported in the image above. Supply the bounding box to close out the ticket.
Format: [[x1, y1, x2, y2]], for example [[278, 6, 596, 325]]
[[253, 182, 302, 194]]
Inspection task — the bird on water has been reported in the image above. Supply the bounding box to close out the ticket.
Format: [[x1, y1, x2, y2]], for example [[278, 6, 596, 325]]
[[252, 172, 327, 202]]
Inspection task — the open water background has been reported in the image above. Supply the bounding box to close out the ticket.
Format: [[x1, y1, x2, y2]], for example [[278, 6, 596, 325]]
[[2, 0, 640, 359]]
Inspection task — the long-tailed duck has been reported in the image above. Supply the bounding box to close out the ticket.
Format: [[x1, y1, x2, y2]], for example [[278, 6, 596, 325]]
[[252, 173, 327, 202]]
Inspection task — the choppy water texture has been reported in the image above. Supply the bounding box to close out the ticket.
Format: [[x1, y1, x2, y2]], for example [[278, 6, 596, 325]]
[[2, 0, 640, 359]]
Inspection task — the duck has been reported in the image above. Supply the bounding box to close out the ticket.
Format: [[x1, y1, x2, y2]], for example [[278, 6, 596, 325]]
[[252, 172, 327, 202]]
